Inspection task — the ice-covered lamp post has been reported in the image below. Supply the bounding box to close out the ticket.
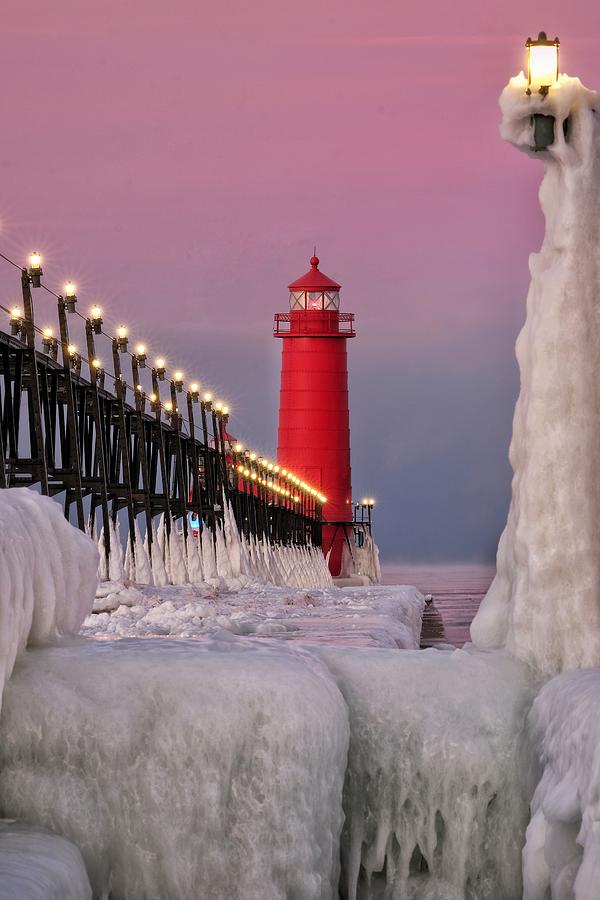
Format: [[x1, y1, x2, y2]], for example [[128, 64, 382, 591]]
[[471, 35, 600, 675], [526, 32, 560, 149]]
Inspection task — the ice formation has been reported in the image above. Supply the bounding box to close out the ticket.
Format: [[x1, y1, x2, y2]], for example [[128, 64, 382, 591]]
[[341, 532, 382, 584], [0, 638, 348, 900], [319, 645, 538, 900], [471, 74, 600, 675], [523, 669, 600, 900], [104, 497, 336, 591], [83, 582, 425, 648], [0, 487, 97, 704], [0, 824, 91, 900]]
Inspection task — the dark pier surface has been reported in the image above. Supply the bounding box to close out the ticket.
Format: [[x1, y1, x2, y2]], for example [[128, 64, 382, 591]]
[[382, 564, 495, 649]]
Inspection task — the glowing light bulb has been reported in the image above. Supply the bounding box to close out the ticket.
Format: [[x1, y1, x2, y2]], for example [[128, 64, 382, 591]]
[[117, 325, 128, 339], [190, 382, 199, 393], [203, 391, 213, 403], [136, 343, 146, 355], [29, 251, 42, 270], [10, 306, 22, 320], [64, 281, 76, 298], [164, 401, 173, 412], [42, 326, 53, 338], [249, 452, 257, 462], [90, 305, 102, 319], [222, 405, 229, 416], [234, 442, 244, 453], [174, 371, 183, 382], [215, 401, 223, 412], [67, 344, 77, 355], [526, 32, 560, 93], [91, 358, 101, 369]]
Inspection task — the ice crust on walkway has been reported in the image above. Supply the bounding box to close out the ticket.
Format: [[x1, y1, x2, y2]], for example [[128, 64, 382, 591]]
[[523, 669, 600, 900], [471, 75, 600, 675], [82, 582, 425, 649], [0, 488, 97, 705], [0, 825, 91, 900], [0, 638, 349, 900], [319, 645, 538, 900]]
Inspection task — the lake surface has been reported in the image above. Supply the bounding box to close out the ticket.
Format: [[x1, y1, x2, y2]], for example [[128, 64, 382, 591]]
[[381, 564, 495, 647]]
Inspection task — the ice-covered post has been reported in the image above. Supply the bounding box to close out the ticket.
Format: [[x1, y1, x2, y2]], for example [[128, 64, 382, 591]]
[[471, 36, 600, 675]]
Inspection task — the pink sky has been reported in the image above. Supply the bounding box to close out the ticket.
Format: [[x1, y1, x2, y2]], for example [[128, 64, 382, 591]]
[[1, 0, 599, 560]]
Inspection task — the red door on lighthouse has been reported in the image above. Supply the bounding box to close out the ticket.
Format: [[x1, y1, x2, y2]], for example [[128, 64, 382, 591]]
[[274, 255, 355, 576]]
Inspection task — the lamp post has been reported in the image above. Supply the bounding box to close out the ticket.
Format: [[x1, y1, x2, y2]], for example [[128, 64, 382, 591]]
[[525, 32, 560, 151]]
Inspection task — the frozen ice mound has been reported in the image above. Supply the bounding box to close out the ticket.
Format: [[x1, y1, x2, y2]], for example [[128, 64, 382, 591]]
[[318, 645, 539, 900], [0, 637, 349, 900], [0, 824, 91, 900], [0, 488, 98, 704], [472, 75, 600, 676], [523, 668, 600, 900], [81, 582, 425, 649]]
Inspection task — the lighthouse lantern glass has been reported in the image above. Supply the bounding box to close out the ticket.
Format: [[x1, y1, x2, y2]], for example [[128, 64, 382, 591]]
[[288, 289, 340, 311]]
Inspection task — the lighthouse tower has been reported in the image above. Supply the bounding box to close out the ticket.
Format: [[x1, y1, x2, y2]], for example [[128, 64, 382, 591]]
[[274, 255, 355, 576]]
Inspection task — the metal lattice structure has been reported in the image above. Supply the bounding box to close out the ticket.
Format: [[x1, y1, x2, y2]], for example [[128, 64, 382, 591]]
[[0, 254, 324, 567]]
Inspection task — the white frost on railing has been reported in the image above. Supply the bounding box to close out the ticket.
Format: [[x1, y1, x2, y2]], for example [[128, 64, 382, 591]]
[[100, 493, 333, 592]]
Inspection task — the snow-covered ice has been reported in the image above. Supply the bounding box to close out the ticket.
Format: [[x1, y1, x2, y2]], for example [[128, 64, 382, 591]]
[[0, 488, 97, 705], [0, 824, 91, 900], [523, 668, 600, 900], [319, 645, 539, 900], [472, 75, 600, 675], [82, 582, 425, 649], [0, 637, 349, 900]]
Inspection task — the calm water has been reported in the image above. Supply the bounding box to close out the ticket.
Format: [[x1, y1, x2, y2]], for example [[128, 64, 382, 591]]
[[381, 564, 496, 647]]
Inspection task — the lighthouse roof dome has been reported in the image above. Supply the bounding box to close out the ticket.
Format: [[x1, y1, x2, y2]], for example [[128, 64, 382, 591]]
[[288, 256, 341, 292]]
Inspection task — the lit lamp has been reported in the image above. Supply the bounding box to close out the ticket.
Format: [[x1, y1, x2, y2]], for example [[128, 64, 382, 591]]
[[155, 358, 166, 381], [222, 404, 229, 424], [135, 343, 147, 368], [10, 306, 23, 337], [91, 358, 105, 388], [214, 401, 223, 416], [149, 392, 159, 411], [526, 32, 559, 96], [173, 371, 184, 392], [42, 326, 58, 358], [116, 325, 128, 352], [202, 391, 213, 410], [90, 305, 103, 334], [67, 344, 80, 370], [189, 382, 200, 402], [28, 251, 42, 288], [63, 281, 77, 313], [525, 32, 561, 151]]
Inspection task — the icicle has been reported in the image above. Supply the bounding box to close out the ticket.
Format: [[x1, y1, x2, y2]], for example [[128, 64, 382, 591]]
[[168, 523, 188, 585], [201, 527, 218, 581], [133, 521, 154, 585], [108, 520, 124, 582], [150, 521, 168, 587], [97, 528, 108, 582], [186, 530, 204, 583], [215, 521, 233, 580]]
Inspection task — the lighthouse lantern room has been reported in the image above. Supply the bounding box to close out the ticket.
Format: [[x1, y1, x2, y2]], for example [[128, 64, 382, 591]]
[[274, 255, 355, 576]]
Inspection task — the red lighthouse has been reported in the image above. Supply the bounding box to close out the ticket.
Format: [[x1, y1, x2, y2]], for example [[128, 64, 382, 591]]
[[274, 255, 355, 576]]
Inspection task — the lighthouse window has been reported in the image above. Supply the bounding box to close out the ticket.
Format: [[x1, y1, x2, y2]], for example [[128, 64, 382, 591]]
[[324, 291, 340, 310], [307, 291, 322, 309], [289, 291, 305, 310]]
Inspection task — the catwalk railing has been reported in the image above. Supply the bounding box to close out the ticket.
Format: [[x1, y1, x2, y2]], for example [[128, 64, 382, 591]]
[[0, 253, 325, 569]]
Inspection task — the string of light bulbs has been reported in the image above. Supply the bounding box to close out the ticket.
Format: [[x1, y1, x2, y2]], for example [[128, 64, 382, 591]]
[[0, 249, 327, 505]]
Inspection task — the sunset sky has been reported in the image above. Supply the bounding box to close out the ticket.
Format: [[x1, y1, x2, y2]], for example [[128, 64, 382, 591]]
[[2, 0, 599, 561]]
